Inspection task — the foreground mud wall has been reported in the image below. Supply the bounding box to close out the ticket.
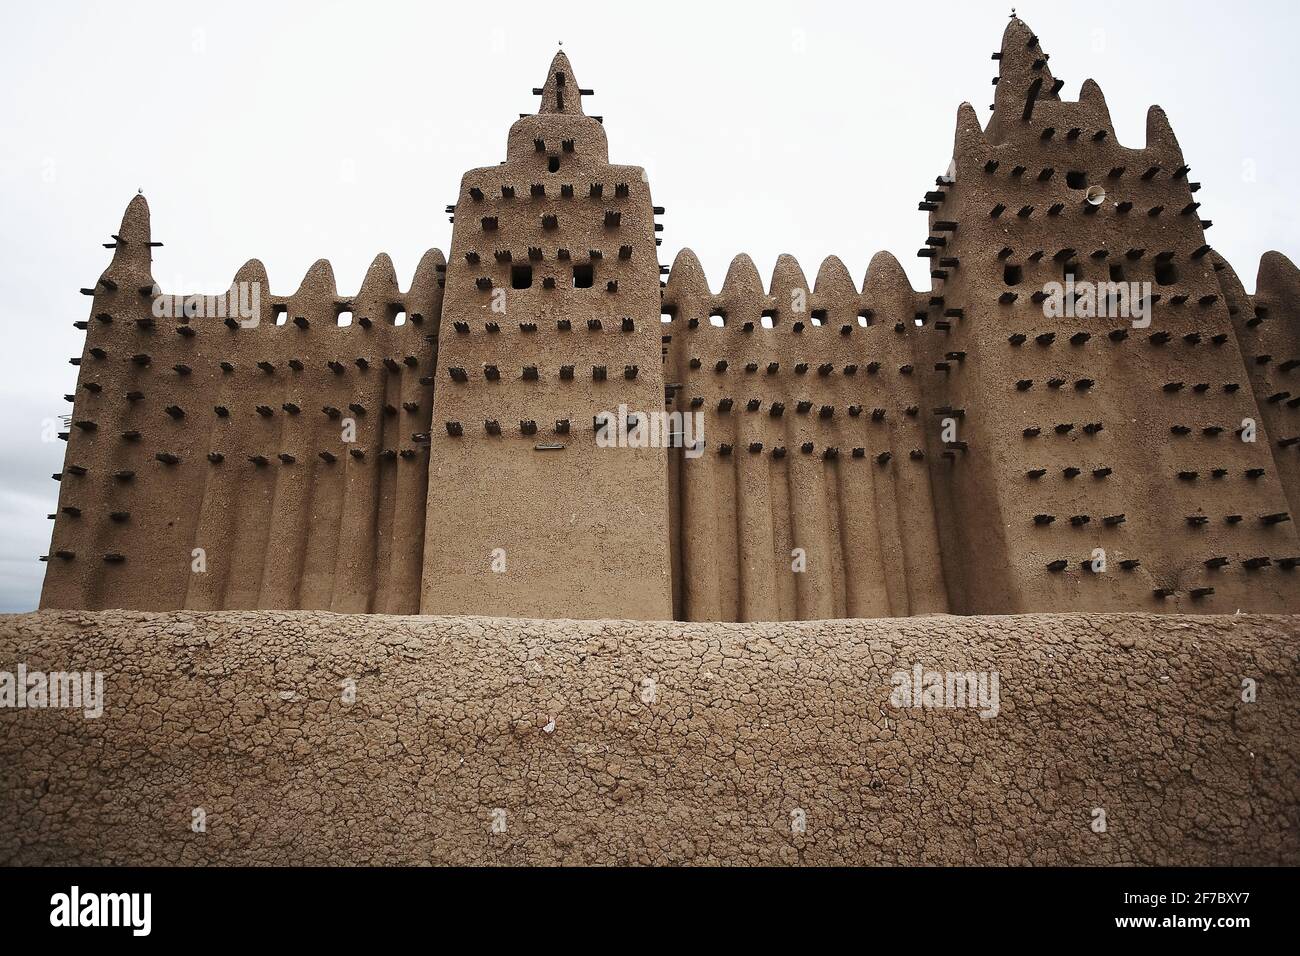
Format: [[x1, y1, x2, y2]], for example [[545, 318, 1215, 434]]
[[1, 610, 1296, 865]]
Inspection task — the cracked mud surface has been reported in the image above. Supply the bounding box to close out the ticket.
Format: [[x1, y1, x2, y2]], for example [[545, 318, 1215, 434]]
[[1, 610, 1296, 865]]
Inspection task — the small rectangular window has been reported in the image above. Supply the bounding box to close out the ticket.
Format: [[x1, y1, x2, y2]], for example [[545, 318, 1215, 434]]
[[512, 265, 533, 289], [573, 263, 594, 288]]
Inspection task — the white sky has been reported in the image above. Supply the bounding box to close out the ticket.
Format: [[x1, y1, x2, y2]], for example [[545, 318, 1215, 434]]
[[1, 0, 1296, 611]]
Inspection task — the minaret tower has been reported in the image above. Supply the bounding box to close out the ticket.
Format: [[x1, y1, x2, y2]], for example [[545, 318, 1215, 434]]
[[421, 50, 672, 618], [921, 16, 1298, 613]]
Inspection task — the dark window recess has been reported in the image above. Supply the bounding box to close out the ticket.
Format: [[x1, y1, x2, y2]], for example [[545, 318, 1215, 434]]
[[1154, 260, 1179, 286], [1003, 264, 1023, 286], [548, 156, 560, 173], [573, 263, 594, 288], [1109, 263, 1125, 282], [1066, 170, 1088, 190], [512, 265, 533, 289]]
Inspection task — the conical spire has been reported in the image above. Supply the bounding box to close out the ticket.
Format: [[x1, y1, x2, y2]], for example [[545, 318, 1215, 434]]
[[863, 251, 916, 315], [538, 49, 585, 115], [768, 254, 810, 302], [720, 254, 764, 299], [283, 258, 339, 327], [354, 253, 400, 318], [989, 16, 1061, 142], [1258, 251, 1300, 303], [663, 248, 711, 305], [107, 193, 154, 274]]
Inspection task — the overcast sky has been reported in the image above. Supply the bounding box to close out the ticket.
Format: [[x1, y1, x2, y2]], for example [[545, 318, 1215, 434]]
[[1, 0, 1296, 612]]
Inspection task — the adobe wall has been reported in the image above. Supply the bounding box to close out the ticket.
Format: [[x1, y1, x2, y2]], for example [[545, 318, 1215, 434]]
[[1, 610, 1295, 865], [661, 250, 947, 622], [39, 197, 443, 615], [1221, 251, 1300, 521]]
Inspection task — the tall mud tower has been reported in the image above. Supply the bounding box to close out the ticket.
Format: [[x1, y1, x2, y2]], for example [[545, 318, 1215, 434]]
[[924, 18, 1299, 614], [420, 52, 672, 619]]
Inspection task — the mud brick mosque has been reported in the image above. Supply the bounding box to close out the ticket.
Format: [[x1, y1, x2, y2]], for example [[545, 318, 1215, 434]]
[[39, 16, 1300, 620]]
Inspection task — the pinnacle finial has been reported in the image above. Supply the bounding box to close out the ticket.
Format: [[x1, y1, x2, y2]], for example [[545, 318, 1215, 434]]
[[538, 48, 584, 115]]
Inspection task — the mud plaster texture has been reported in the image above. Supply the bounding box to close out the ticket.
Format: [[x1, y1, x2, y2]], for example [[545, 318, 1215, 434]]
[[1, 610, 1296, 866]]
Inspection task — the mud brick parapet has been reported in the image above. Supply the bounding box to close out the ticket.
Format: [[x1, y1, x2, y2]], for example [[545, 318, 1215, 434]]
[[39, 17, 1300, 620], [0, 610, 1296, 865], [662, 250, 948, 620], [41, 196, 444, 615]]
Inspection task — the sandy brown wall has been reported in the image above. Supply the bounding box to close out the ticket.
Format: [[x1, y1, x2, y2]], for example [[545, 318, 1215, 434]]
[[661, 250, 948, 622], [40, 196, 443, 615], [1222, 252, 1300, 523], [0, 610, 1295, 865]]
